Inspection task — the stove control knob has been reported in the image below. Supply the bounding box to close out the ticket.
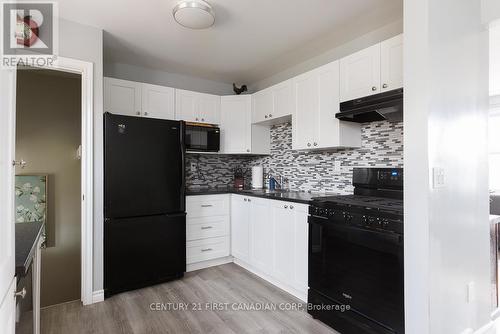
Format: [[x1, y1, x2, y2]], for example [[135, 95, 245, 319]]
[[343, 212, 352, 223], [362, 215, 368, 224], [381, 219, 390, 228], [366, 217, 375, 226], [328, 210, 335, 217], [376, 218, 382, 227]]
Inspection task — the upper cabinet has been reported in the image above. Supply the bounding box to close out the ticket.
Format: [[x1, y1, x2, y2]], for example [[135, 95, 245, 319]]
[[141, 83, 175, 120], [220, 95, 270, 155], [380, 34, 404, 93], [175, 89, 221, 124], [252, 80, 292, 124], [104, 78, 175, 120], [339, 34, 403, 102], [104, 78, 142, 117], [292, 61, 361, 150]]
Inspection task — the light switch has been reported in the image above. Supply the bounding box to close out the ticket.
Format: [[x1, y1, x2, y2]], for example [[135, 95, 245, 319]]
[[432, 167, 445, 189]]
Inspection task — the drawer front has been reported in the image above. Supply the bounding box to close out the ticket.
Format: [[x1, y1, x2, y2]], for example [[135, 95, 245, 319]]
[[186, 195, 229, 218], [186, 236, 230, 264], [187, 216, 229, 241]]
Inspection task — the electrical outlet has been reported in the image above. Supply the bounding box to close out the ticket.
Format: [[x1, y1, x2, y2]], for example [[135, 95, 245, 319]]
[[432, 167, 445, 189], [334, 161, 341, 172], [190, 162, 197, 173]]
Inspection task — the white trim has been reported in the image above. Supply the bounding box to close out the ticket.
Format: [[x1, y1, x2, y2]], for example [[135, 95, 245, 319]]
[[186, 256, 233, 272], [28, 57, 94, 305], [92, 290, 104, 304]]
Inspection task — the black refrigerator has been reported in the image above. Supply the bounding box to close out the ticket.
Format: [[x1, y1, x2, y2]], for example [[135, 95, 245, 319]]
[[104, 112, 186, 298]]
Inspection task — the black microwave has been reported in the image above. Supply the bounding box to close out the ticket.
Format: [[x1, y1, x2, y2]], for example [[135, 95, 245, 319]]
[[185, 123, 220, 152]]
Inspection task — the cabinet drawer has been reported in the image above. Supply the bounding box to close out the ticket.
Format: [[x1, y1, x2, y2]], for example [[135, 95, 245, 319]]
[[186, 236, 229, 264], [187, 216, 229, 241], [186, 195, 229, 218]]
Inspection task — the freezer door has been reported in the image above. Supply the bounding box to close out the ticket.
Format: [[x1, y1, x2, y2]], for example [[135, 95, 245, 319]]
[[104, 213, 186, 297], [104, 113, 185, 218]]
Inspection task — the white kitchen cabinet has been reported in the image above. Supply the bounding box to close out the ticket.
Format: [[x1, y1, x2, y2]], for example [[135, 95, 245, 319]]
[[339, 34, 403, 102], [220, 95, 271, 155], [104, 77, 142, 116], [186, 195, 230, 268], [231, 195, 251, 262], [380, 34, 403, 92], [292, 204, 308, 292], [141, 83, 175, 120], [339, 44, 381, 102], [175, 89, 221, 124], [249, 197, 273, 273], [272, 201, 295, 281], [104, 78, 175, 120], [292, 61, 361, 150], [220, 95, 252, 154], [252, 80, 292, 124]]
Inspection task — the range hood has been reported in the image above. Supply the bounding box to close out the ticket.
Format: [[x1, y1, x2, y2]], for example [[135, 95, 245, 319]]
[[336, 88, 403, 123]]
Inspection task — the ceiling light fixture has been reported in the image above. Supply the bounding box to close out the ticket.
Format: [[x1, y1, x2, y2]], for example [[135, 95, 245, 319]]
[[173, 0, 215, 30]]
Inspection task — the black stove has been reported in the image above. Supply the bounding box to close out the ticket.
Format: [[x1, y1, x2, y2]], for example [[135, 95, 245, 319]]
[[308, 167, 404, 334]]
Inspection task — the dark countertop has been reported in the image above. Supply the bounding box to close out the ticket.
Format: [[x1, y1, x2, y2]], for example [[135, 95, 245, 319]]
[[15, 222, 44, 277], [186, 187, 337, 204]]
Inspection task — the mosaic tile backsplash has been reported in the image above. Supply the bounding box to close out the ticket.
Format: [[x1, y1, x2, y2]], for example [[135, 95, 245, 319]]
[[186, 120, 403, 194]]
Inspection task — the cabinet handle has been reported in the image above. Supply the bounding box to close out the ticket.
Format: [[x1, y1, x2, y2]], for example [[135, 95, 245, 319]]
[[269, 114, 273, 118], [246, 149, 250, 152], [201, 248, 213, 252], [201, 118, 205, 122], [371, 86, 377, 91], [244, 198, 247, 202], [307, 143, 311, 147], [136, 111, 141, 115], [284, 205, 288, 209], [382, 83, 388, 89], [290, 205, 294, 209], [201, 226, 213, 230], [313, 142, 318, 146], [201, 204, 213, 208], [248, 198, 251, 202], [265, 115, 268, 119], [144, 112, 148, 116], [196, 118, 199, 121], [14, 288, 26, 299]]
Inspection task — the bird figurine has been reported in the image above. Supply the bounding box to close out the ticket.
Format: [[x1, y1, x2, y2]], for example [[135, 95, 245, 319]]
[[233, 83, 248, 95]]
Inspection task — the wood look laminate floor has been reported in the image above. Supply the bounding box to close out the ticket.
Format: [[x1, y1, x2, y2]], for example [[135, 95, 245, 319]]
[[38, 263, 338, 334]]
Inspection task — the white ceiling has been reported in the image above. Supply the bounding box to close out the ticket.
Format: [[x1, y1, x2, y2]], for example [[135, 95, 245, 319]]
[[56, 0, 403, 84]]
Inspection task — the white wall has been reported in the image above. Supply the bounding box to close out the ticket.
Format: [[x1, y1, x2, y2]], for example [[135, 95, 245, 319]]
[[404, 0, 490, 333], [483, 0, 500, 25], [58, 18, 104, 292], [249, 19, 403, 92], [104, 62, 233, 95]]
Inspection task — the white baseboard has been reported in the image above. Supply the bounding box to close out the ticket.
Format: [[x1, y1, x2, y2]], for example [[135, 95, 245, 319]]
[[186, 256, 234, 272], [91, 290, 104, 304], [233, 258, 307, 302]]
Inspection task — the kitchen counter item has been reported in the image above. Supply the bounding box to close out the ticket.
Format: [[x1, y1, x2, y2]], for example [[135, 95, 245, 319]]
[[251, 166, 263, 189]]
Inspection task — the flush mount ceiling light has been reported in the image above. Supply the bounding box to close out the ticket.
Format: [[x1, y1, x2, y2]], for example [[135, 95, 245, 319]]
[[173, 0, 215, 29]]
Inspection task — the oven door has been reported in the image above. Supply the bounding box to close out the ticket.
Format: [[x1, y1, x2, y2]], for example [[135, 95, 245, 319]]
[[185, 125, 220, 152], [308, 215, 404, 333]]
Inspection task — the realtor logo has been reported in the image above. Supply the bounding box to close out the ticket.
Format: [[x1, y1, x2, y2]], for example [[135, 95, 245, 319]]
[[1, 1, 58, 68]]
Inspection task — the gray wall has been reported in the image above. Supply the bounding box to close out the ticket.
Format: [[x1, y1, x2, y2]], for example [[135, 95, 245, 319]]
[[249, 19, 403, 92], [58, 18, 104, 293], [16, 70, 82, 307], [104, 62, 234, 95], [186, 121, 403, 193]]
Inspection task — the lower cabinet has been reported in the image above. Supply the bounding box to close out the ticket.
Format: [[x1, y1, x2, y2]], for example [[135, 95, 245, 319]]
[[231, 195, 309, 301], [186, 195, 231, 269]]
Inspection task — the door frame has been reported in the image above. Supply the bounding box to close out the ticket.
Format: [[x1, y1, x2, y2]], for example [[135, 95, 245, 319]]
[[28, 56, 94, 305]]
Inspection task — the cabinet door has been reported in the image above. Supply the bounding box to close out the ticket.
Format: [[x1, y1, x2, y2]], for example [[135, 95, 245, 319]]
[[141, 84, 175, 120], [104, 78, 142, 116], [272, 202, 295, 282], [249, 198, 273, 272], [339, 44, 381, 102], [252, 88, 273, 123], [231, 196, 250, 262], [380, 34, 403, 92], [198, 93, 221, 124], [175, 89, 198, 122], [272, 80, 292, 119], [293, 205, 309, 292], [292, 70, 318, 150], [317, 61, 341, 148], [220, 96, 251, 154]]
